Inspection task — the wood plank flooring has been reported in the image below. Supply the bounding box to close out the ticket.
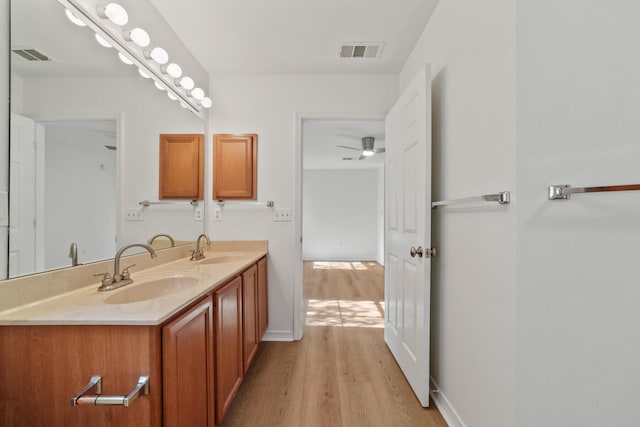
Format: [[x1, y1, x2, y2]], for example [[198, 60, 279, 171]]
[[219, 261, 447, 427]]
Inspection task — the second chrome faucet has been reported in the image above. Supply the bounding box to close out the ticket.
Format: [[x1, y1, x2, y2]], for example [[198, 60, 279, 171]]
[[190, 234, 211, 261], [96, 243, 157, 292]]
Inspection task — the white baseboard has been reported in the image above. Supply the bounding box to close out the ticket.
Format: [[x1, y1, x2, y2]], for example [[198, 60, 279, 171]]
[[263, 330, 294, 342], [430, 377, 466, 427]]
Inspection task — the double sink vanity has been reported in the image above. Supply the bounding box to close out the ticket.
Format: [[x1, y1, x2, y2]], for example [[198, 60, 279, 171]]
[[0, 240, 268, 427]]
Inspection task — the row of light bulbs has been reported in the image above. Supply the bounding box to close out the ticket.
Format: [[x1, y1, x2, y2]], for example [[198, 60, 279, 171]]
[[64, 2, 212, 110]]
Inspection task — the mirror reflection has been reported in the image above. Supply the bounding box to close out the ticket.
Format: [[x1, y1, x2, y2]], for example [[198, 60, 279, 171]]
[[8, 0, 205, 278]]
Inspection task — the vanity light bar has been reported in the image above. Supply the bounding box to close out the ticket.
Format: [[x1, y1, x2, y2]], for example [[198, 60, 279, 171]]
[[58, 0, 211, 114]]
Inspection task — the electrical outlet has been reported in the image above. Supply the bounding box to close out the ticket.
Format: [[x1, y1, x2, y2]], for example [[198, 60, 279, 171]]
[[213, 207, 222, 221], [274, 208, 292, 222], [124, 209, 142, 221], [194, 207, 204, 221]]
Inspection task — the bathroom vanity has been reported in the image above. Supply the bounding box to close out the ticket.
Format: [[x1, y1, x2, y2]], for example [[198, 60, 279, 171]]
[[0, 242, 268, 427]]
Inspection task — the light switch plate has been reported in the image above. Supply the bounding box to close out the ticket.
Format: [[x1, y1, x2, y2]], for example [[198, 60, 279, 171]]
[[124, 208, 143, 221], [213, 206, 222, 221], [274, 208, 291, 222]]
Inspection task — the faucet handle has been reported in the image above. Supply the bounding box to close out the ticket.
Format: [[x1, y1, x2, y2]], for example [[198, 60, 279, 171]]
[[121, 264, 136, 280], [94, 272, 112, 286]]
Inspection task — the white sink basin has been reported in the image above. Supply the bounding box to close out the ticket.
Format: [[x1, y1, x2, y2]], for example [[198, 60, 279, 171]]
[[197, 254, 249, 265], [104, 274, 200, 305]]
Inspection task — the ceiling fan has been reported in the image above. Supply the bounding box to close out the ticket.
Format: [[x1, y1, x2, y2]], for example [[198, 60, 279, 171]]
[[338, 136, 385, 160]]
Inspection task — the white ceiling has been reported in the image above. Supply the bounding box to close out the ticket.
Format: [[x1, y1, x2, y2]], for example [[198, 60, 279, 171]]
[[150, 0, 439, 75]]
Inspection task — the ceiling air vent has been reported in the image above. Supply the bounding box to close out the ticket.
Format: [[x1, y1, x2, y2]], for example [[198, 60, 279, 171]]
[[339, 43, 383, 59], [11, 47, 53, 62]]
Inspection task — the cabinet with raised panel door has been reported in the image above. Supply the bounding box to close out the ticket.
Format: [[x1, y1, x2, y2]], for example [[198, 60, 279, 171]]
[[213, 134, 257, 199], [213, 275, 244, 424], [242, 264, 259, 373], [159, 133, 204, 200], [162, 295, 215, 427], [257, 256, 269, 340]]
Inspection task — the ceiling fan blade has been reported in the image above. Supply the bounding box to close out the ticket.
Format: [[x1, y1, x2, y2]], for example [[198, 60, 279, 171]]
[[374, 148, 385, 153], [358, 154, 366, 160], [342, 156, 357, 160], [337, 145, 361, 151]]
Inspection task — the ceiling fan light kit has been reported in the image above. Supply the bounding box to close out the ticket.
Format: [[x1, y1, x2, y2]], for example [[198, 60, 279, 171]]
[[338, 136, 385, 161]]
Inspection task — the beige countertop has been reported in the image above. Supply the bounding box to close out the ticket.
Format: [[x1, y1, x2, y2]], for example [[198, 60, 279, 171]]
[[0, 248, 267, 326]]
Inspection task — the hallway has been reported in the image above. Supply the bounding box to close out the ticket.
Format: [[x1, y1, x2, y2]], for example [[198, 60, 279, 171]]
[[220, 261, 446, 427]]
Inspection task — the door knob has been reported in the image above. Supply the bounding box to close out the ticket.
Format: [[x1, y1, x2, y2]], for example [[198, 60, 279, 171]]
[[410, 246, 424, 258]]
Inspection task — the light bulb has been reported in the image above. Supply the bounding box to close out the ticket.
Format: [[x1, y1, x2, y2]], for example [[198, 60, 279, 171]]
[[154, 81, 165, 91], [191, 87, 205, 100], [97, 3, 128, 26], [180, 102, 188, 109], [65, 9, 86, 26], [179, 76, 194, 90], [94, 33, 112, 48], [118, 52, 133, 65], [362, 150, 375, 157], [167, 92, 177, 101], [200, 97, 212, 108], [162, 63, 182, 79], [123, 28, 150, 48], [138, 68, 151, 79], [144, 47, 169, 64]]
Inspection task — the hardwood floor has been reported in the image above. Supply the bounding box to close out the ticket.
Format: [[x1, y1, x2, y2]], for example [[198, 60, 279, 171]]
[[220, 261, 447, 427]]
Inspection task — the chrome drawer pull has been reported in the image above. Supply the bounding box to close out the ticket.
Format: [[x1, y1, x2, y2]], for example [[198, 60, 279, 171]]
[[71, 375, 150, 407]]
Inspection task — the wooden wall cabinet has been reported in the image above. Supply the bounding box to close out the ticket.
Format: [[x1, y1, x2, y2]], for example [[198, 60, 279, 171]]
[[159, 134, 204, 200], [213, 134, 257, 200]]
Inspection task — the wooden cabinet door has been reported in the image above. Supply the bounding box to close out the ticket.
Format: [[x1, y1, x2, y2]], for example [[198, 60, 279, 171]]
[[242, 264, 259, 373], [213, 134, 257, 199], [162, 296, 214, 427], [214, 276, 244, 424], [159, 134, 204, 199], [257, 256, 269, 340]]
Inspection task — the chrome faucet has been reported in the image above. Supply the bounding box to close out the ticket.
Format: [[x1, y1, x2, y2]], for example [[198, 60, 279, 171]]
[[148, 233, 175, 247], [190, 234, 211, 261], [96, 243, 157, 292], [69, 242, 78, 267]]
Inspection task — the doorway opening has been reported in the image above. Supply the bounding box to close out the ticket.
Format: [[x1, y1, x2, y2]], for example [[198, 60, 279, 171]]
[[8, 116, 117, 277], [298, 117, 385, 337]]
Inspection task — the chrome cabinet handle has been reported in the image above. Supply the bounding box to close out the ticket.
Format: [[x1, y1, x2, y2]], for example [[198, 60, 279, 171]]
[[71, 375, 150, 407], [410, 246, 424, 258]]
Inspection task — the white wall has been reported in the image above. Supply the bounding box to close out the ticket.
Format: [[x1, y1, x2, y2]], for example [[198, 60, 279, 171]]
[[401, 1, 517, 426], [0, 0, 9, 278], [43, 122, 117, 268], [516, 1, 640, 426], [302, 168, 378, 261], [19, 76, 205, 246], [208, 74, 397, 340]]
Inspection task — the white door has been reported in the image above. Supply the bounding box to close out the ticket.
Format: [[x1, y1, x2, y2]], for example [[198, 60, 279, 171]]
[[384, 64, 432, 406], [9, 113, 38, 276]]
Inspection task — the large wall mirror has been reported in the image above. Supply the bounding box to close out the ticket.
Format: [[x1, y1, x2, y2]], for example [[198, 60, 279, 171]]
[[6, 0, 207, 279]]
